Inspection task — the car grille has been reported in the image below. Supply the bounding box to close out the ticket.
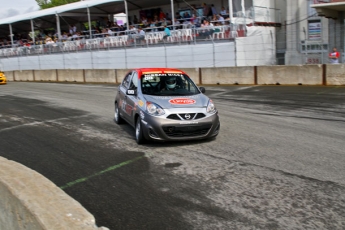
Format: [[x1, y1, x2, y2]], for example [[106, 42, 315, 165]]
[[167, 113, 206, 120], [162, 124, 212, 137]]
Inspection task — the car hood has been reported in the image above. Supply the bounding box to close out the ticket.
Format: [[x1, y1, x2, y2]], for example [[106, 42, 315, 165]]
[[143, 94, 209, 109]]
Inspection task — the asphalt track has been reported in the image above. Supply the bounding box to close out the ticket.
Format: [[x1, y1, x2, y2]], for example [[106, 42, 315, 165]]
[[0, 82, 344, 230]]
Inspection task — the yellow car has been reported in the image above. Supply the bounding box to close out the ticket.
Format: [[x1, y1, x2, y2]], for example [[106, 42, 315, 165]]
[[0, 72, 6, 85]]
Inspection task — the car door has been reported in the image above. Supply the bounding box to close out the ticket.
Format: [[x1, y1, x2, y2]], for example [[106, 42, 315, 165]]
[[118, 71, 132, 122], [124, 71, 139, 127]]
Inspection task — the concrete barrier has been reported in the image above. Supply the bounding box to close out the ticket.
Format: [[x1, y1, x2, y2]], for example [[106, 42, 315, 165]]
[[57, 70, 84, 82], [0, 157, 108, 230], [326, 64, 345, 85], [257, 65, 323, 85], [115, 69, 130, 84], [6, 65, 345, 86], [201, 67, 255, 85], [85, 69, 116, 83], [4, 71, 14, 81], [34, 70, 57, 82], [179, 68, 200, 84], [14, 70, 34, 81]]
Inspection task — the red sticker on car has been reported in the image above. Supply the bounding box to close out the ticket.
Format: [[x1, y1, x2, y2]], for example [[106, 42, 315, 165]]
[[169, 98, 196, 105]]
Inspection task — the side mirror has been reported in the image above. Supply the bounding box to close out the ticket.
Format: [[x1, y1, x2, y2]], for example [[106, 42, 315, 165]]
[[126, 89, 137, 95], [199, 87, 206, 93]]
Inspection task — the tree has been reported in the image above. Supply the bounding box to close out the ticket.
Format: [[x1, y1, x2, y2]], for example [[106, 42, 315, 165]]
[[35, 0, 80, 9]]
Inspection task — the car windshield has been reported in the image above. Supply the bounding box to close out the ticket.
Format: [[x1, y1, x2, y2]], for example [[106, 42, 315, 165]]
[[141, 73, 200, 96]]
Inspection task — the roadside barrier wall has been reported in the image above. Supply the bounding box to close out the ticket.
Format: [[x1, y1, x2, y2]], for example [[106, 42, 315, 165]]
[[4, 64, 345, 85], [201, 67, 255, 85], [257, 65, 323, 85], [326, 64, 345, 85], [57, 70, 84, 82], [85, 69, 116, 83], [13, 70, 35, 82], [0, 157, 108, 230], [34, 70, 57, 82]]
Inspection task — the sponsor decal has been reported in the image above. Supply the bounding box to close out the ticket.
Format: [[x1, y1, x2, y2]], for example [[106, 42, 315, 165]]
[[169, 98, 196, 105], [143, 73, 183, 77], [140, 111, 145, 119], [138, 100, 144, 107], [154, 95, 200, 100]]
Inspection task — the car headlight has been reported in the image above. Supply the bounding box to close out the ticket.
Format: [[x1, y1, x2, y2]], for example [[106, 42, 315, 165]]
[[146, 102, 165, 116], [206, 100, 216, 114]]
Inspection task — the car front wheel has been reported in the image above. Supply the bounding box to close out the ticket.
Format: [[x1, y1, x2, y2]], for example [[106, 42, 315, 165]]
[[135, 117, 146, 144], [114, 103, 124, 124]]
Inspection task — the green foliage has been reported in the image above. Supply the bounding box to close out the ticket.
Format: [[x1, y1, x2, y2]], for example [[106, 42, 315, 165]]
[[35, 0, 80, 9]]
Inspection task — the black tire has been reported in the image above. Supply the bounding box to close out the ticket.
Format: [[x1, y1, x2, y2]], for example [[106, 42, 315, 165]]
[[114, 103, 124, 124], [135, 117, 146, 144]]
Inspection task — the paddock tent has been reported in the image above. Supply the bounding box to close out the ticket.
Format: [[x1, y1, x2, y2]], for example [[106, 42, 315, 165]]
[[0, 0, 173, 35]]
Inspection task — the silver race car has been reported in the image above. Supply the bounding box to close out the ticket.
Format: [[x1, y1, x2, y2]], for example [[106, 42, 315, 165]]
[[114, 68, 220, 144]]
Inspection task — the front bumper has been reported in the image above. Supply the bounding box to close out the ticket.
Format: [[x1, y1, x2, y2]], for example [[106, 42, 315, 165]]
[[140, 111, 220, 142], [0, 78, 6, 84]]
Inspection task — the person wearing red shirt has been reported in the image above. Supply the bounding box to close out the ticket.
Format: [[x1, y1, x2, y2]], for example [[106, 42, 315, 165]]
[[329, 47, 340, 64]]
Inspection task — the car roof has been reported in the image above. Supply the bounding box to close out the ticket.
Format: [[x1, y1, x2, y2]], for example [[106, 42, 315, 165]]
[[135, 68, 187, 77]]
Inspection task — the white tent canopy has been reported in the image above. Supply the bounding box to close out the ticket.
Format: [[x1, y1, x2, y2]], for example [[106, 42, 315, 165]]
[[0, 0, 123, 25], [0, 0, 172, 34]]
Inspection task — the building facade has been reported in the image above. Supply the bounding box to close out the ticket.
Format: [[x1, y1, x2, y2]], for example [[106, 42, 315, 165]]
[[281, 0, 344, 65]]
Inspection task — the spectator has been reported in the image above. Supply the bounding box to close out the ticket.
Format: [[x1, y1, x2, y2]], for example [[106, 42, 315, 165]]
[[329, 47, 340, 64], [107, 28, 113, 36], [159, 10, 166, 20], [45, 37, 55, 44], [136, 27, 145, 44], [163, 25, 171, 41], [220, 6, 227, 16], [149, 20, 157, 32], [217, 14, 225, 25], [165, 12, 171, 21], [173, 18, 181, 29], [203, 3, 209, 17], [211, 4, 217, 15]]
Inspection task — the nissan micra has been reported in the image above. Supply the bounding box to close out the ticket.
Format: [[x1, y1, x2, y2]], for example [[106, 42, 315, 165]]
[[114, 68, 220, 144]]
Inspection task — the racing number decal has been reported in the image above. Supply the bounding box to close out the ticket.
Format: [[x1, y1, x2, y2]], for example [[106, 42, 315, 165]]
[[120, 99, 133, 116]]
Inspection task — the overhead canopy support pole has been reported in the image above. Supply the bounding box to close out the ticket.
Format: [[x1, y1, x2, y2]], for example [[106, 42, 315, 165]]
[[124, 0, 129, 29], [241, 0, 245, 16], [56, 14, 62, 41], [87, 7, 92, 39], [171, 0, 175, 29], [9, 24, 14, 47], [30, 20, 36, 44], [228, 0, 233, 23]]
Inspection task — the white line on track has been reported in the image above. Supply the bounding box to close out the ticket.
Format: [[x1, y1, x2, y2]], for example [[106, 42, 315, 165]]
[[209, 86, 259, 97], [48, 83, 117, 89], [0, 115, 89, 133]]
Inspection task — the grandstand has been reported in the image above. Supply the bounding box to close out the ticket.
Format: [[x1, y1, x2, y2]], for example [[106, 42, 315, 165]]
[[0, 0, 281, 71]]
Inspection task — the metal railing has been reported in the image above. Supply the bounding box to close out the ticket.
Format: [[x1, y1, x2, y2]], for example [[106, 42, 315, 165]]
[[0, 24, 245, 58]]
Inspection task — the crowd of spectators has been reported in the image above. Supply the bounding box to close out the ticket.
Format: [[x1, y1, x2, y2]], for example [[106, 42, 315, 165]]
[[0, 3, 233, 49]]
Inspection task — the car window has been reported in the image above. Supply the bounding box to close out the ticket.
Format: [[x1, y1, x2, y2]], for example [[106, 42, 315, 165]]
[[122, 72, 132, 89], [129, 72, 138, 89], [141, 73, 200, 96]]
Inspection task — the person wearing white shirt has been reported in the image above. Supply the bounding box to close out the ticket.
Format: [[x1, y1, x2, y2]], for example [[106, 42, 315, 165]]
[[217, 15, 225, 25], [137, 27, 145, 44], [108, 28, 113, 36], [220, 7, 227, 16]]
